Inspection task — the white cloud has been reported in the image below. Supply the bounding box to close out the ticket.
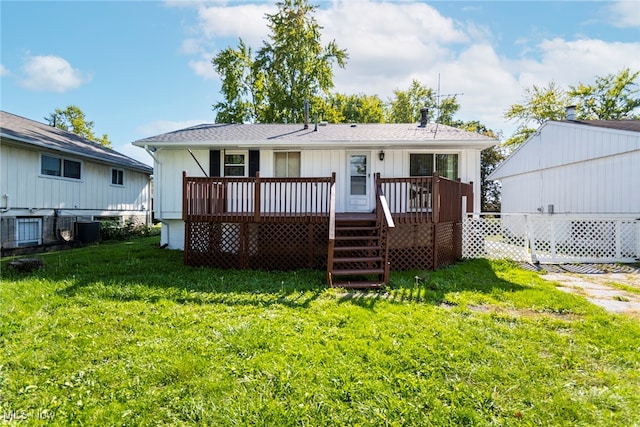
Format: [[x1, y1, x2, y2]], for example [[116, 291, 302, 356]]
[[174, 1, 639, 137], [20, 55, 90, 92], [608, 1, 640, 28], [0, 64, 10, 76], [189, 56, 218, 80]]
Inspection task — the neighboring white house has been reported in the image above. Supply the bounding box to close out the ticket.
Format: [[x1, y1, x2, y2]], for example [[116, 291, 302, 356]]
[[133, 119, 497, 250], [488, 119, 640, 214], [0, 110, 153, 253]]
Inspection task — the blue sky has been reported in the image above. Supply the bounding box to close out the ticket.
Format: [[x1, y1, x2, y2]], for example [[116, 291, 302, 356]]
[[1, 1, 639, 166]]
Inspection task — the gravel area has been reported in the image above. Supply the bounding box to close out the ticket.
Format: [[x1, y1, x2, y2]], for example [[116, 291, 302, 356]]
[[525, 263, 640, 316]]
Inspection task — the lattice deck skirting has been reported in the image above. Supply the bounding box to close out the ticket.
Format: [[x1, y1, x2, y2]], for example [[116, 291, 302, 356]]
[[185, 221, 329, 270], [185, 219, 463, 271]]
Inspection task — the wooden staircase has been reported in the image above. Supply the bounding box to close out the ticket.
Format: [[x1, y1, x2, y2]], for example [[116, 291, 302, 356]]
[[327, 213, 389, 289]]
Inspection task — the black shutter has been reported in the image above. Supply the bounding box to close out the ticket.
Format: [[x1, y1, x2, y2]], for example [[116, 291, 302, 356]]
[[209, 150, 221, 177], [249, 150, 260, 177]]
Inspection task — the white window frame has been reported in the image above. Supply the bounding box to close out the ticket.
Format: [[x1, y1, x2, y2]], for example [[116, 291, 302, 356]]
[[40, 153, 83, 181], [111, 168, 124, 186], [15, 217, 42, 246], [274, 151, 301, 177], [409, 152, 459, 180], [223, 150, 248, 177]]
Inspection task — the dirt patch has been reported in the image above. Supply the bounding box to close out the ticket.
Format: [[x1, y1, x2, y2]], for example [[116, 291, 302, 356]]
[[532, 264, 640, 317]]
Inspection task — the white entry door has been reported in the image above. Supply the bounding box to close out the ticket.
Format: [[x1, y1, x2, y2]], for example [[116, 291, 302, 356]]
[[346, 152, 371, 212]]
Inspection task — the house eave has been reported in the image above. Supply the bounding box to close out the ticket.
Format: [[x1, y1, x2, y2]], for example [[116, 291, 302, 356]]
[[132, 139, 496, 151]]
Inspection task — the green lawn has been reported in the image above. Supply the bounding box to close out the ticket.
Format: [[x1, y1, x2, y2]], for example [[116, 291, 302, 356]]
[[2, 236, 639, 426]]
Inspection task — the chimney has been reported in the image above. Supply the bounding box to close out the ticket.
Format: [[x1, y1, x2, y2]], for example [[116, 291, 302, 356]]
[[419, 107, 428, 127], [565, 105, 577, 121], [303, 99, 309, 129]]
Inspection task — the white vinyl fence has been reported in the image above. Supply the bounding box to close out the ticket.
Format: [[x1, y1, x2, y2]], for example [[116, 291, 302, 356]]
[[463, 213, 640, 264]]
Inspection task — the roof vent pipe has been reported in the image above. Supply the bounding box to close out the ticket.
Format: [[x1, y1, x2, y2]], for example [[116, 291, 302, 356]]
[[566, 105, 577, 121], [303, 99, 309, 129], [419, 107, 428, 127]]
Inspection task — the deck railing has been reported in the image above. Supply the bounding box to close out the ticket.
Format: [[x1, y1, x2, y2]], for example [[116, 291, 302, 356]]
[[183, 172, 335, 223], [377, 173, 473, 224]]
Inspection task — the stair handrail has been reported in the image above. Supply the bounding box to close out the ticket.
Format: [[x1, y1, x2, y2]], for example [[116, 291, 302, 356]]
[[326, 172, 336, 286], [376, 173, 395, 285]]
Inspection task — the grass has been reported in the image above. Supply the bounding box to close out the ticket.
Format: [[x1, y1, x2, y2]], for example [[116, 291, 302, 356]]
[[2, 236, 639, 426]]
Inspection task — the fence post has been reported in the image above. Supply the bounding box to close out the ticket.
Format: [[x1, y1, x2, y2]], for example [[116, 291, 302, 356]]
[[527, 215, 538, 263]]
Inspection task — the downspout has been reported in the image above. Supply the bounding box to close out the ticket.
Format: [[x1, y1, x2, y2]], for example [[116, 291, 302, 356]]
[[0, 194, 9, 213], [145, 146, 166, 246]]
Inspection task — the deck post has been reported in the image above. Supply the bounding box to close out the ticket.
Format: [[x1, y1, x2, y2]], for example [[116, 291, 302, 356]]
[[254, 171, 261, 222], [432, 172, 440, 224]]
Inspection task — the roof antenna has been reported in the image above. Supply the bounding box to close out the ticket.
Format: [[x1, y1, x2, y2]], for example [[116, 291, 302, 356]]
[[433, 73, 464, 138]]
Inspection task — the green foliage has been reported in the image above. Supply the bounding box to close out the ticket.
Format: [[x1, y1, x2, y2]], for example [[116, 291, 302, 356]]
[[212, 0, 347, 124], [324, 93, 385, 123], [2, 239, 640, 426], [98, 219, 159, 241], [569, 68, 640, 120], [504, 69, 640, 146], [45, 105, 113, 148], [385, 79, 460, 124]]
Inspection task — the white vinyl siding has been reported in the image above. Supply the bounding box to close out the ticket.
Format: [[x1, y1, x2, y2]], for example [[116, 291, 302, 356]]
[[0, 144, 150, 212], [492, 122, 640, 214]]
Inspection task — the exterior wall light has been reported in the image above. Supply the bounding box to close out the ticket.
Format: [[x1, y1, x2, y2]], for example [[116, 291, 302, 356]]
[[379, 150, 385, 161]]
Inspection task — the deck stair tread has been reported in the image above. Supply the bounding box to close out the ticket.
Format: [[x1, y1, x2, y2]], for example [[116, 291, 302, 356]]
[[331, 268, 385, 276], [335, 235, 380, 241], [331, 281, 385, 289], [334, 245, 381, 252], [333, 256, 383, 263]]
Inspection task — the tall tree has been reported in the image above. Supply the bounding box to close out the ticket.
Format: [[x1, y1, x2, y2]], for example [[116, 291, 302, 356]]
[[211, 39, 258, 124], [212, 0, 348, 124], [569, 68, 640, 120], [504, 69, 640, 146], [45, 105, 112, 148], [385, 79, 459, 124], [325, 93, 385, 123], [503, 81, 569, 146]]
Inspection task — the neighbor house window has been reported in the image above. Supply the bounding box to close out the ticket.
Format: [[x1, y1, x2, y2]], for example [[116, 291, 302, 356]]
[[410, 153, 458, 180], [224, 153, 246, 177], [15, 218, 42, 246], [111, 168, 124, 186], [274, 152, 301, 177], [41, 154, 82, 180]]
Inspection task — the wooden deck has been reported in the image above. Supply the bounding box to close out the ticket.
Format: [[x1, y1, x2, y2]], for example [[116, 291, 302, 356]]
[[182, 172, 473, 285]]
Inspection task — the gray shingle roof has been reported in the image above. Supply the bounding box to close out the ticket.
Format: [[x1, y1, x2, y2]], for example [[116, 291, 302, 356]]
[[133, 122, 497, 148], [560, 120, 640, 132], [1, 111, 152, 174]]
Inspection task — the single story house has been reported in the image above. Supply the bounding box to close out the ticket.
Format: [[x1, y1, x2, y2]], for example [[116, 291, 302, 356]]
[[133, 115, 497, 287], [0, 110, 153, 255]]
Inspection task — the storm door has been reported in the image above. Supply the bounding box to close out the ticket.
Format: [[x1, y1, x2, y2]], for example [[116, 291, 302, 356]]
[[346, 152, 371, 212]]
